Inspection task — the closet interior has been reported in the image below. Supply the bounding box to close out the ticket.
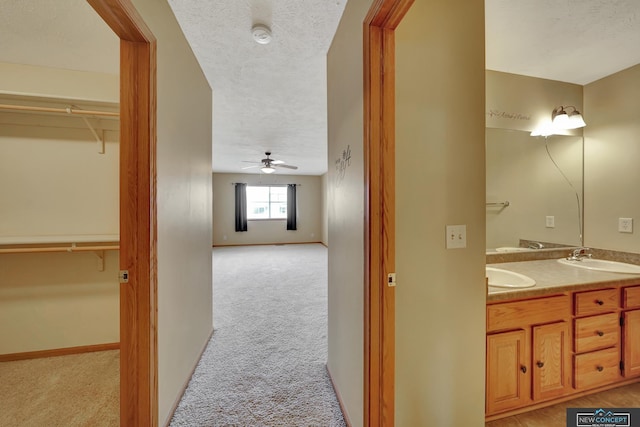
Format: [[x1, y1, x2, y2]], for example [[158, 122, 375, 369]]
[[0, 93, 121, 424]]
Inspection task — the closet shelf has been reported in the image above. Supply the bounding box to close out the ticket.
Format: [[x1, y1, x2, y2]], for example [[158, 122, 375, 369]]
[[0, 242, 120, 271]]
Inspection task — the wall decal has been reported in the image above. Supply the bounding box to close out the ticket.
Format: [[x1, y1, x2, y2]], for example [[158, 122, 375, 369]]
[[334, 144, 352, 187], [486, 109, 531, 121]]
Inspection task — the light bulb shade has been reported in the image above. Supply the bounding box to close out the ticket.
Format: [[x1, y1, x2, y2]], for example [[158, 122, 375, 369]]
[[261, 166, 275, 174], [551, 107, 570, 127], [566, 112, 586, 129], [551, 105, 586, 129]]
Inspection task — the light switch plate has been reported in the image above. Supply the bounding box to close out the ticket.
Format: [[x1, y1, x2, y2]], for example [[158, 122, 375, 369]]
[[619, 218, 633, 233], [446, 225, 467, 249]]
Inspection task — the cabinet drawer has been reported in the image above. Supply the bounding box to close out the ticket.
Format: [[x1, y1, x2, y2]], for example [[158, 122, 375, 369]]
[[574, 347, 620, 390], [624, 286, 640, 309], [487, 295, 570, 332], [574, 313, 619, 353], [574, 289, 619, 316]]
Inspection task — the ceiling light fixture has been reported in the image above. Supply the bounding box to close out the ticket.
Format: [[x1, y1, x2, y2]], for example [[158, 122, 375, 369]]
[[551, 105, 586, 130], [252, 24, 272, 45], [261, 166, 276, 174]]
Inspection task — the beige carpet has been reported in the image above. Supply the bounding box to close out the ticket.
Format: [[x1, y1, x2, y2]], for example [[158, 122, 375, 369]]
[[170, 244, 346, 426], [0, 350, 119, 427]]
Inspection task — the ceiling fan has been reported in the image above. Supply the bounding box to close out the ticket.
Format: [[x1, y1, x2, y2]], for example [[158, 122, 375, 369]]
[[241, 152, 298, 174]]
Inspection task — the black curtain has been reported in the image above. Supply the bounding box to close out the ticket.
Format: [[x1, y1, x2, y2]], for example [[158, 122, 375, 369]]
[[286, 184, 297, 230], [235, 183, 248, 232]]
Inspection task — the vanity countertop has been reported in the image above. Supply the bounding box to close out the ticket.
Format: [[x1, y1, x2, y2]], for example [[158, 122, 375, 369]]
[[487, 258, 640, 302]]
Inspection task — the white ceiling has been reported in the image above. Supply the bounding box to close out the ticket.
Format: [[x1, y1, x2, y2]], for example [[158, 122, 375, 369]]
[[2, 1, 640, 175], [486, 0, 640, 85], [166, 0, 347, 176]]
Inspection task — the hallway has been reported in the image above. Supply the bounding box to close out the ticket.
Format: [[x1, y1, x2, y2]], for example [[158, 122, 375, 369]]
[[169, 244, 345, 426]]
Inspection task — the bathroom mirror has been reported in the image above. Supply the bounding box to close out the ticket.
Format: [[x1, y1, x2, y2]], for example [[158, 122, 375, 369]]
[[486, 128, 584, 252]]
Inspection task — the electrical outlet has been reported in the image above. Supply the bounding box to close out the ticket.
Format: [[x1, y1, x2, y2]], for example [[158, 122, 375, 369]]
[[546, 216, 555, 228], [446, 225, 467, 249], [619, 218, 633, 233]]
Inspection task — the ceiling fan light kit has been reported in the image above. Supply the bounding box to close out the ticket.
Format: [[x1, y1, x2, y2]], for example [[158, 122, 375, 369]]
[[241, 151, 298, 174]]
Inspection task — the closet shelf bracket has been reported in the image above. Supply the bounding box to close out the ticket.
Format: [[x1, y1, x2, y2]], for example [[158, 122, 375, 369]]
[[93, 250, 106, 272], [80, 116, 105, 154]]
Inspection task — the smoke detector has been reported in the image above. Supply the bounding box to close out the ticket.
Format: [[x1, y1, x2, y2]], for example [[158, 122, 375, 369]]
[[252, 24, 272, 45]]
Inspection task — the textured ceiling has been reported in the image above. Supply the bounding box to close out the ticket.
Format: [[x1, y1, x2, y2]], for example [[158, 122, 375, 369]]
[[167, 0, 347, 175], [486, 0, 640, 85], [2, 1, 640, 175]]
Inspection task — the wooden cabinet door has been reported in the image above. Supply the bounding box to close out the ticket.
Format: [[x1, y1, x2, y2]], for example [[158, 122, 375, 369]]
[[487, 330, 530, 414], [623, 309, 640, 378], [532, 322, 572, 401]]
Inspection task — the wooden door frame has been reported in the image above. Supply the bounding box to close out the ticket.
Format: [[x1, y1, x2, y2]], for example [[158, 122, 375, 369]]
[[363, 0, 413, 426], [86, 1, 158, 426]]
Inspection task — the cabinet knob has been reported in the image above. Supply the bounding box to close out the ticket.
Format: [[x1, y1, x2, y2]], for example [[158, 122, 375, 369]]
[[520, 365, 527, 374], [596, 299, 604, 305], [596, 365, 604, 372], [596, 330, 604, 337], [536, 361, 544, 368]]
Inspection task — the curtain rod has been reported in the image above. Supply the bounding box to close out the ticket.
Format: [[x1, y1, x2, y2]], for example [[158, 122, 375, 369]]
[[0, 103, 119, 118], [231, 182, 301, 186]]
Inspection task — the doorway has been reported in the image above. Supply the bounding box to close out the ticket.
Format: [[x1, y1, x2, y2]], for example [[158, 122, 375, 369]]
[[87, 0, 158, 425]]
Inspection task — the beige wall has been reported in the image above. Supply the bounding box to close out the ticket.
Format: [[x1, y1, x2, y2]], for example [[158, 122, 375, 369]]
[[584, 63, 640, 253], [0, 77, 120, 354], [326, 0, 369, 424], [0, 62, 118, 104], [486, 70, 583, 135], [0, 110, 119, 241], [212, 173, 322, 246], [131, 0, 214, 424], [0, 251, 119, 354], [486, 130, 583, 249], [395, 1, 486, 425], [320, 173, 328, 246]]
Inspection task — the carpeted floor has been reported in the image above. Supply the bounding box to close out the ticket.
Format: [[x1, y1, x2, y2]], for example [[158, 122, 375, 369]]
[[170, 243, 346, 427], [0, 350, 119, 426]]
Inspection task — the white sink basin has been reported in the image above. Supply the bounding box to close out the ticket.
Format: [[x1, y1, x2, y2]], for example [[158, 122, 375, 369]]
[[486, 267, 536, 288], [557, 258, 640, 274]]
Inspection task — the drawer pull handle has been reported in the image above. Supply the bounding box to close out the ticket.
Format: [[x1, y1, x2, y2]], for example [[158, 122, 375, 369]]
[[521, 365, 527, 374], [596, 330, 604, 337], [536, 361, 544, 368], [596, 365, 604, 372], [596, 299, 604, 305]]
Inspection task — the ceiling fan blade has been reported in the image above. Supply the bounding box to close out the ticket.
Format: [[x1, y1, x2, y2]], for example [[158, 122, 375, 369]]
[[241, 160, 260, 163], [271, 160, 285, 164], [276, 164, 298, 170], [241, 165, 260, 169]]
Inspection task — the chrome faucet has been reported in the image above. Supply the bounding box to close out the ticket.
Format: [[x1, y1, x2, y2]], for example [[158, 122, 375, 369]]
[[567, 247, 592, 261], [527, 242, 544, 249]]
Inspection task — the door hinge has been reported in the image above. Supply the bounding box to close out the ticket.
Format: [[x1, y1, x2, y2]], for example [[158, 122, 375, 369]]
[[388, 272, 397, 287], [119, 270, 129, 283], [620, 315, 625, 327]]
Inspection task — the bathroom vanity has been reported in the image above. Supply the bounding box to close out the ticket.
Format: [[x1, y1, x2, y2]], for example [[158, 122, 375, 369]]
[[485, 259, 640, 421]]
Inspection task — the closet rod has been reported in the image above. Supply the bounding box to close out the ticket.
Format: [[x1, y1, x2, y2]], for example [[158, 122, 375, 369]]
[[0, 245, 119, 254], [0, 103, 119, 118]]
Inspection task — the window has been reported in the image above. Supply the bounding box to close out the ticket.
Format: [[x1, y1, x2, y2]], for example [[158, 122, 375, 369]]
[[246, 185, 287, 219]]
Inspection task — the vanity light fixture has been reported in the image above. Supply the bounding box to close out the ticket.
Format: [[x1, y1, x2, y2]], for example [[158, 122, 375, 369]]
[[261, 166, 276, 174], [551, 105, 586, 129]]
